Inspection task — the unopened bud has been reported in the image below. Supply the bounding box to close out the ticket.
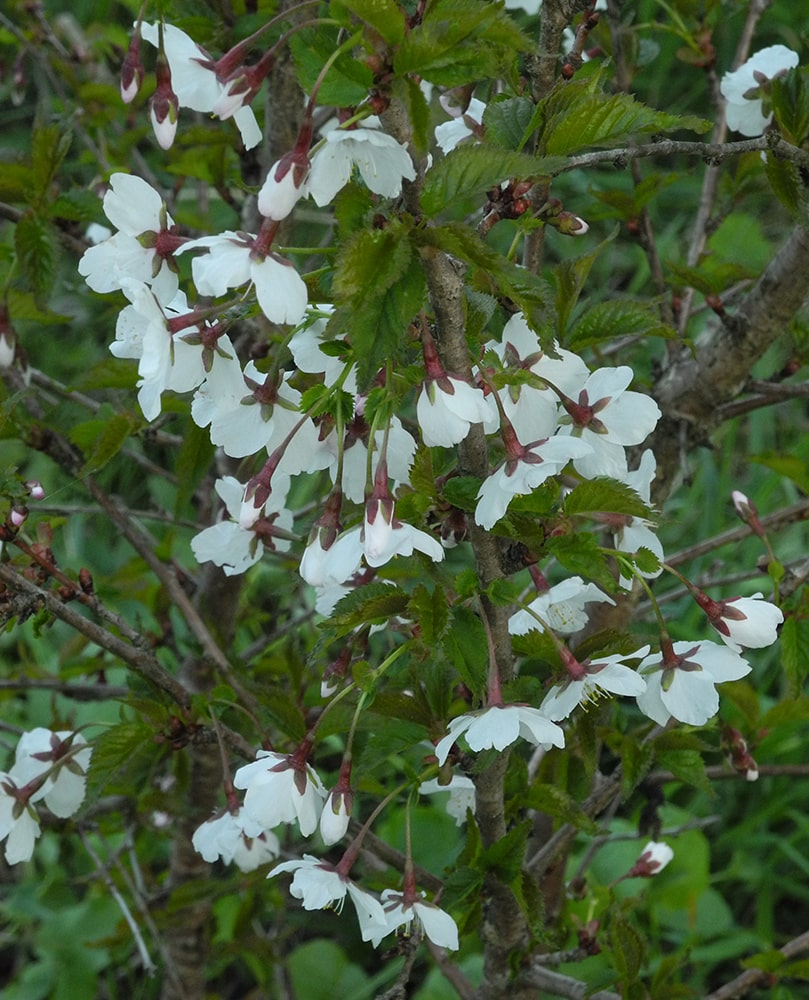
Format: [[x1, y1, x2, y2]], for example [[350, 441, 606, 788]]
[[25, 481, 45, 501], [731, 490, 765, 537], [626, 840, 673, 878], [9, 507, 27, 528], [78, 567, 94, 594], [557, 212, 589, 236], [120, 30, 145, 104]]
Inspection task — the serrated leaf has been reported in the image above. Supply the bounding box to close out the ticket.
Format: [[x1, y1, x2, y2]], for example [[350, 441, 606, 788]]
[[483, 96, 536, 151], [30, 124, 72, 205], [393, 75, 431, 155], [442, 475, 481, 513], [290, 27, 373, 105], [554, 226, 618, 337], [532, 77, 710, 156], [85, 721, 155, 802], [564, 478, 654, 520], [421, 144, 554, 217], [408, 584, 449, 646], [394, 0, 532, 87], [326, 582, 410, 636], [14, 210, 57, 309], [771, 66, 809, 145], [480, 819, 531, 883], [568, 299, 676, 350], [442, 605, 488, 693], [174, 419, 215, 515], [610, 915, 645, 984], [547, 532, 617, 593], [334, 0, 405, 44], [666, 257, 756, 296], [780, 617, 809, 695], [739, 949, 785, 974], [621, 737, 655, 797], [524, 783, 598, 832], [72, 411, 141, 475], [764, 154, 806, 219], [259, 685, 307, 740], [6, 289, 71, 325], [655, 749, 710, 791], [441, 866, 485, 910]]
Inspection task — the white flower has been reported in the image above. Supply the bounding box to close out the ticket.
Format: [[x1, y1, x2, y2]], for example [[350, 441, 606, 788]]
[[258, 156, 310, 220], [289, 308, 356, 390], [630, 841, 674, 877], [540, 647, 649, 721], [557, 366, 661, 480], [269, 855, 388, 939], [611, 449, 663, 586], [335, 414, 415, 504], [417, 376, 493, 447], [636, 640, 751, 727], [370, 891, 459, 950], [191, 475, 293, 576], [234, 750, 326, 836], [474, 435, 592, 530], [192, 808, 280, 871], [177, 231, 308, 326], [140, 22, 261, 148], [319, 788, 352, 845], [0, 774, 40, 864], [299, 526, 363, 589], [434, 98, 487, 154], [508, 577, 615, 636], [307, 127, 416, 206], [720, 45, 799, 137], [78, 173, 179, 303], [363, 498, 444, 568], [705, 593, 784, 652], [13, 728, 92, 818], [419, 775, 476, 826], [435, 705, 565, 764]]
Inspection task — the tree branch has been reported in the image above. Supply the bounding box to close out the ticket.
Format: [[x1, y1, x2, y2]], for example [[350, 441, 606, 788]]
[[706, 928, 809, 1000]]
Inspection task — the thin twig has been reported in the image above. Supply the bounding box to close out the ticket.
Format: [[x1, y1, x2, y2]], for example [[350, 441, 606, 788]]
[[706, 928, 809, 1000], [515, 964, 621, 1000]]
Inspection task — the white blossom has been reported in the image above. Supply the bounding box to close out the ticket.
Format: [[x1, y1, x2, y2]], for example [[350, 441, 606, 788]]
[[636, 640, 751, 727], [419, 775, 476, 826], [307, 127, 416, 206], [720, 45, 799, 137], [192, 808, 280, 871], [435, 705, 565, 764], [363, 499, 444, 568], [417, 376, 493, 448], [0, 774, 40, 865], [540, 648, 649, 721], [370, 891, 459, 950], [508, 577, 615, 636], [234, 750, 326, 836], [434, 98, 486, 153], [13, 728, 91, 818], [707, 593, 784, 652]]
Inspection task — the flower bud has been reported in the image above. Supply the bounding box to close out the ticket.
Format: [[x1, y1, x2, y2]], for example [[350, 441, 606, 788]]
[[626, 840, 673, 878]]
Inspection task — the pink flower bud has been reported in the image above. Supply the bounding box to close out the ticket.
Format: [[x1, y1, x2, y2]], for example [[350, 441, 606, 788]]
[[120, 31, 145, 104]]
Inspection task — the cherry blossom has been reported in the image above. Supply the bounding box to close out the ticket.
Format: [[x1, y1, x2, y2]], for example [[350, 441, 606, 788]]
[[720, 45, 799, 137], [191, 475, 293, 576], [419, 775, 476, 826], [508, 576, 615, 636], [435, 705, 565, 764], [695, 592, 783, 652], [234, 749, 326, 836], [540, 647, 649, 721], [269, 855, 388, 940], [0, 773, 41, 864], [140, 22, 261, 149], [176, 231, 308, 326], [417, 375, 493, 448], [363, 496, 444, 568], [192, 808, 280, 871], [78, 173, 181, 303], [635, 639, 751, 727], [370, 890, 460, 950], [13, 728, 91, 818], [307, 126, 416, 206], [333, 412, 416, 505], [475, 434, 592, 530], [556, 366, 662, 480], [434, 97, 486, 153], [627, 841, 674, 877]]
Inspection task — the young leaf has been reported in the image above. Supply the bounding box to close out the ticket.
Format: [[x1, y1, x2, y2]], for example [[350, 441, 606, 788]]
[[333, 0, 406, 45], [326, 582, 411, 636], [568, 299, 676, 351], [483, 97, 536, 151], [442, 605, 488, 693], [563, 479, 654, 520], [409, 584, 450, 646], [14, 210, 57, 309]]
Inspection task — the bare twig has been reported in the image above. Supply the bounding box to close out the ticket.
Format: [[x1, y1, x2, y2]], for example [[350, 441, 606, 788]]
[[706, 928, 809, 1000], [514, 964, 621, 1000]]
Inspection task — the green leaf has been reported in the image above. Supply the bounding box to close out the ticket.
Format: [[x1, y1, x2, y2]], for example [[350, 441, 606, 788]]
[[441, 866, 485, 909], [421, 144, 554, 217], [71, 411, 141, 476], [568, 298, 676, 350], [748, 451, 809, 494], [290, 27, 373, 105], [393, 75, 431, 155], [326, 582, 411, 636], [563, 478, 654, 520], [610, 914, 645, 984], [480, 819, 531, 883], [85, 720, 155, 803], [483, 96, 536, 151], [174, 419, 215, 515], [442, 475, 481, 513], [666, 257, 756, 296], [547, 532, 617, 593], [531, 76, 710, 156], [655, 749, 710, 791], [554, 225, 618, 337], [14, 210, 57, 309], [771, 67, 809, 145], [259, 686, 308, 741], [621, 737, 655, 797], [30, 124, 72, 205], [442, 605, 488, 693], [524, 783, 598, 832], [739, 949, 786, 974], [408, 584, 450, 646], [764, 153, 807, 219], [780, 617, 809, 695], [334, 0, 405, 45], [394, 0, 532, 87]]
